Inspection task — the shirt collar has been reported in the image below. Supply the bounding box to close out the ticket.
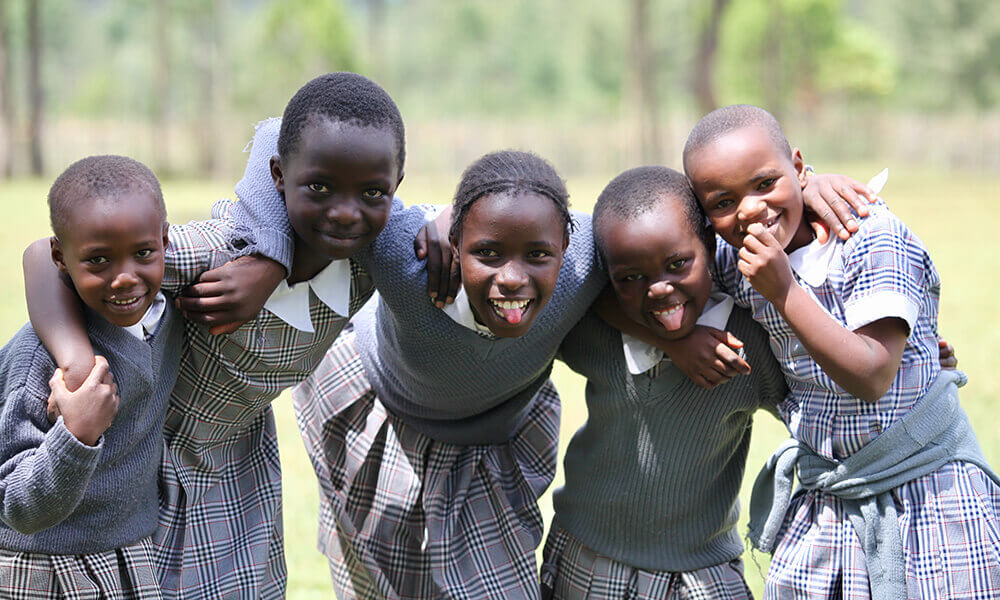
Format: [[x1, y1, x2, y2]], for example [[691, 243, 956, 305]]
[[263, 259, 352, 332], [442, 287, 497, 338], [621, 292, 735, 375], [123, 292, 167, 341], [785, 168, 890, 288]]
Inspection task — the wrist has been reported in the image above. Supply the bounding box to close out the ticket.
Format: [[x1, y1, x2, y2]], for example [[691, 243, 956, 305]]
[[62, 417, 102, 447]]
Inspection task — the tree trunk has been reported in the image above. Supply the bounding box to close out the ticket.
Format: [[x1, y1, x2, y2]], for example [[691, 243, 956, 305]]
[[629, 0, 661, 164], [762, 0, 783, 121], [0, 0, 14, 177], [194, 0, 224, 177], [27, 0, 42, 175], [693, 0, 731, 116], [151, 0, 170, 175]]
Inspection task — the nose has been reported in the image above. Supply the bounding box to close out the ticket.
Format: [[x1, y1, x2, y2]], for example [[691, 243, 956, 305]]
[[326, 200, 361, 226], [495, 260, 529, 291], [111, 269, 140, 289], [736, 195, 766, 226], [648, 279, 674, 299]]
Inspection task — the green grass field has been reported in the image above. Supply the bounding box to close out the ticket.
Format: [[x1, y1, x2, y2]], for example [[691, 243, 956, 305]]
[[1, 166, 997, 598]]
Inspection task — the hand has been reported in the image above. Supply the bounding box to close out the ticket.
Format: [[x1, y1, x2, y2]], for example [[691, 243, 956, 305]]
[[175, 255, 285, 335], [739, 223, 795, 303], [938, 337, 958, 369], [49, 356, 119, 446], [414, 206, 460, 308], [662, 326, 751, 390], [802, 173, 878, 243]]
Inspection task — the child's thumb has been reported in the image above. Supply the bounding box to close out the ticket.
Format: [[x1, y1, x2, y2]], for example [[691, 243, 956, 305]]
[[83, 355, 111, 387]]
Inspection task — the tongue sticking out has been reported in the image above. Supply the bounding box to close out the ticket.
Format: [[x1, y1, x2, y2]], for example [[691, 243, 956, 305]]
[[500, 305, 524, 324], [656, 305, 685, 331]]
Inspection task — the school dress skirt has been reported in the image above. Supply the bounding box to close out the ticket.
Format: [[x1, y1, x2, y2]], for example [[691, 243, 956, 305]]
[[540, 526, 752, 600], [0, 537, 160, 600], [292, 330, 560, 600], [766, 461, 1000, 599]]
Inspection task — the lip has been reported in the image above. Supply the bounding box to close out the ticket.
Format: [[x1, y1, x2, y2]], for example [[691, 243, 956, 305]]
[[741, 211, 781, 237], [316, 229, 364, 240], [485, 297, 534, 330], [104, 293, 147, 314], [647, 299, 690, 332]]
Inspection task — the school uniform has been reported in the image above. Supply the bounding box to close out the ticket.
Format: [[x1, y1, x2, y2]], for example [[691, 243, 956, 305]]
[[540, 299, 787, 600], [0, 295, 183, 600], [153, 192, 374, 600], [714, 196, 1000, 599]]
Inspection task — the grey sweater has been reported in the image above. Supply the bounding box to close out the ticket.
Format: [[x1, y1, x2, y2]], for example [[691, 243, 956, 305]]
[[0, 304, 182, 554], [553, 308, 787, 572]]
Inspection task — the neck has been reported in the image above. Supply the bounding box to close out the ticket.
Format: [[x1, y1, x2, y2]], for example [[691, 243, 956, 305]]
[[288, 234, 333, 284], [784, 218, 816, 254]]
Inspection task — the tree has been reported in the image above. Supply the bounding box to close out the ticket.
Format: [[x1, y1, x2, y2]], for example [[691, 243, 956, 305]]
[[151, 0, 171, 174], [692, 0, 732, 115], [0, 0, 13, 177], [27, 0, 41, 175], [629, 0, 662, 163]]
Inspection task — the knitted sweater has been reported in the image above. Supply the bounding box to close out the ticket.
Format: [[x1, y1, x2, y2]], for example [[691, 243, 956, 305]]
[[553, 308, 787, 572], [0, 304, 182, 554], [230, 117, 608, 444]]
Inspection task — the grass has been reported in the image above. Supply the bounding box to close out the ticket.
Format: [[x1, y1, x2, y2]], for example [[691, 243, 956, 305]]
[[1, 165, 997, 598]]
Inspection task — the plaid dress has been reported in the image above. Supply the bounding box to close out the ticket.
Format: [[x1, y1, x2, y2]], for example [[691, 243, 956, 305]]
[[540, 527, 752, 600], [0, 538, 160, 600], [716, 202, 1000, 599], [154, 199, 374, 599], [293, 329, 561, 600]]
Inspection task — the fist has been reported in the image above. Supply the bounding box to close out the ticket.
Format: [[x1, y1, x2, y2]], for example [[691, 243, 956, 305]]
[[48, 356, 119, 446]]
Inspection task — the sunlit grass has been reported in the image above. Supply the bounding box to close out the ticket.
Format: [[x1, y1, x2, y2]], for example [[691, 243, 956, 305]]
[[1, 165, 996, 599]]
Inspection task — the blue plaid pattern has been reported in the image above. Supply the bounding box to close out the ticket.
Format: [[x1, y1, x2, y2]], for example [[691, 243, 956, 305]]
[[153, 199, 374, 599], [766, 462, 1000, 599], [293, 330, 560, 600], [714, 202, 941, 460], [540, 526, 753, 600], [0, 537, 161, 600]]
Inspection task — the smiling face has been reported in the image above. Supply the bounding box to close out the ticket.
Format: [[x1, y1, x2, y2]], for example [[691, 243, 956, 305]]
[[452, 191, 568, 338], [272, 118, 400, 279], [51, 191, 168, 328], [599, 195, 713, 340], [686, 124, 813, 253]]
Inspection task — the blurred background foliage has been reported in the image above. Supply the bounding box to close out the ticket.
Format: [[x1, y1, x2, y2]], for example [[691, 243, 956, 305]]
[[1, 0, 999, 182]]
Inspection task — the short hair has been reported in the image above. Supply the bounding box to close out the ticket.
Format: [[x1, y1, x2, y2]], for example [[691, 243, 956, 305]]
[[48, 155, 165, 239], [682, 104, 791, 172], [593, 165, 714, 259], [278, 72, 405, 173], [449, 150, 573, 242]]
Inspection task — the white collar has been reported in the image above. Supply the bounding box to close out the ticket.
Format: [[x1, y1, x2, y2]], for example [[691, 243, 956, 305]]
[[263, 259, 352, 332], [123, 292, 167, 341], [621, 292, 735, 375], [785, 168, 890, 288], [442, 287, 496, 338]]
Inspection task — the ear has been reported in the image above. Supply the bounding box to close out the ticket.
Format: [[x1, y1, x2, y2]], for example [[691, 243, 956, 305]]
[[270, 155, 285, 193], [792, 148, 808, 188], [161, 222, 170, 250], [449, 233, 460, 260], [561, 231, 570, 253], [396, 169, 405, 189], [50, 236, 69, 274]]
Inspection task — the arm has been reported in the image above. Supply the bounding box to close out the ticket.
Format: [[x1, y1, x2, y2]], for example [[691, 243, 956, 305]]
[[739, 222, 908, 402], [591, 285, 750, 389], [23, 239, 93, 392], [0, 359, 112, 534]]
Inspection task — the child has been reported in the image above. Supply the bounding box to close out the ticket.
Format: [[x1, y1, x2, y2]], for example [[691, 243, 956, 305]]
[[683, 104, 1000, 599], [0, 156, 183, 598], [22, 72, 405, 599], [541, 166, 789, 600]]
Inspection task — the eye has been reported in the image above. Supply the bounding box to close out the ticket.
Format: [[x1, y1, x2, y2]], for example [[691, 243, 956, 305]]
[[619, 273, 644, 282], [666, 258, 687, 271], [474, 248, 499, 258], [136, 248, 154, 258], [362, 188, 386, 200], [756, 178, 776, 191], [85, 256, 108, 266], [712, 197, 734, 211], [307, 183, 330, 193], [527, 249, 552, 259]]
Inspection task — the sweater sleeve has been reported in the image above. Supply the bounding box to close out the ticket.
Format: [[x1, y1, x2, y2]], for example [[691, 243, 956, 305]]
[[230, 117, 295, 273], [0, 383, 102, 535]]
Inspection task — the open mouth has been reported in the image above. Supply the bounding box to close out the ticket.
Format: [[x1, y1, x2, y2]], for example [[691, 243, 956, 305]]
[[489, 298, 532, 325], [106, 295, 144, 312], [650, 302, 687, 331]]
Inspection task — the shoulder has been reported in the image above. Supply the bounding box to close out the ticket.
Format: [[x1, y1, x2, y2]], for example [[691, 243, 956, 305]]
[[844, 202, 929, 259]]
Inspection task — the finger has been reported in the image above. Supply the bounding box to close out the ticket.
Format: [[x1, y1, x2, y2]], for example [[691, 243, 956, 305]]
[[434, 240, 452, 306], [414, 227, 428, 260], [182, 311, 226, 326], [822, 193, 859, 238], [749, 224, 781, 248], [176, 293, 234, 313], [193, 265, 228, 284], [49, 368, 66, 392], [425, 234, 442, 303], [209, 321, 246, 336], [180, 281, 230, 300], [446, 259, 461, 305], [811, 220, 830, 245], [84, 356, 111, 387], [741, 230, 767, 253]]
